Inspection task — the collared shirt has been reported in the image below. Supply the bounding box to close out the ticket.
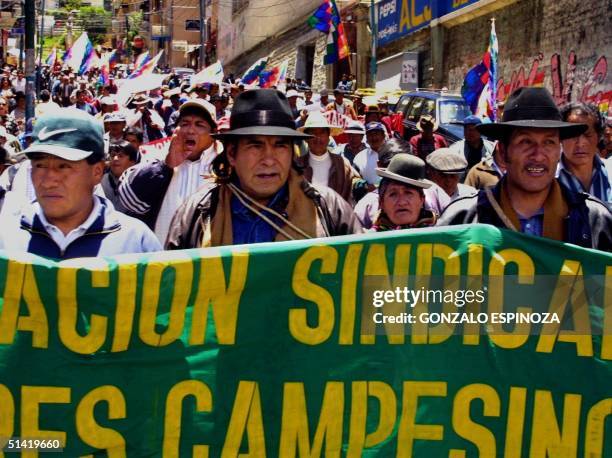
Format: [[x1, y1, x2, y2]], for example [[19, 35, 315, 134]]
[[518, 208, 544, 237], [557, 155, 612, 202], [231, 184, 288, 245], [35, 196, 102, 253], [490, 156, 504, 178], [333, 142, 366, 166], [449, 183, 478, 200], [353, 147, 380, 185]]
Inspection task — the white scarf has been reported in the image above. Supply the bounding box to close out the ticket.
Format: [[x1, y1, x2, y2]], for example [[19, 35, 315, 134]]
[[154, 141, 222, 244]]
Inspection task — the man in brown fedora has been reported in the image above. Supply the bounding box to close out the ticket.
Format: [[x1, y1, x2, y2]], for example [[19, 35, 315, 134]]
[[165, 89, 362, 249], [437, 87, 611, 251]]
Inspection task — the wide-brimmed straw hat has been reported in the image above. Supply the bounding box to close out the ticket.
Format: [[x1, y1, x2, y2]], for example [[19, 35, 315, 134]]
[[298, 111, 343, 136], [416, 115, 439, 132], [214, 89, 311, 139], [477, 87, 588, 140]]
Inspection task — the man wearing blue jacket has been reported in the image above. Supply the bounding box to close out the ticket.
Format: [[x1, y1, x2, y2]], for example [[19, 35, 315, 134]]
[[0, 109, 161, 259]]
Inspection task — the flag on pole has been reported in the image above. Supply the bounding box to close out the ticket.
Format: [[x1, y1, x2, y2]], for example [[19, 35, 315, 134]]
[[461, 19, 498, 121], [98, 51, 115, 86], [134, 51, 150, 69], [307, 0, 350, 65], [241, 57, 269, 85], [258, 60, 289, 88], [45, 48, 57, 66], [63, 32, 93, 72], [108, 50, 119, 70], [79, 44, 97, 75], [191, 61, 224, 86], [128, 50, 163, 79]]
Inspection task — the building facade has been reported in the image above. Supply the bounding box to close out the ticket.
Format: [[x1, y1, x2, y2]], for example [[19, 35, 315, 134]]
[[373, 0, 611, 113], [213, 0, 370, 90]]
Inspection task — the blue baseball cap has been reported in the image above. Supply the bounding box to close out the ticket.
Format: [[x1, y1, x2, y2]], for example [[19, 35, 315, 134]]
[[461, 115, 483, 125], [23, 108, 105, 161], [365, 121, 386, 133]]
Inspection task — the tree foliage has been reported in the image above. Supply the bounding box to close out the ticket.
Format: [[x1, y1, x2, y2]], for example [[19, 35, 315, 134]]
[[78, 7, 111, 45]]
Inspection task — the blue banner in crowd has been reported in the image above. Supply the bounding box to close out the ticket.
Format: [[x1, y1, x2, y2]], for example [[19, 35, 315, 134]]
[[376, 0, 481, 47]]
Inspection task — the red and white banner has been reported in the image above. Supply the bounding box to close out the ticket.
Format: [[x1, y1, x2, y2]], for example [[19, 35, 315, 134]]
[[323, 110, 352, 130], [139, 137, 171, 162]]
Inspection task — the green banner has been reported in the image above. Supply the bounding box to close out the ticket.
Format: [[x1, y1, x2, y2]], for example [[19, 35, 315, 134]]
[[0, 225, 610, 457]]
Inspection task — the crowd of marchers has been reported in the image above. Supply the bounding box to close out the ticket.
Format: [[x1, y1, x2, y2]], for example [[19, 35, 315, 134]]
[[0, 65, 609, 259]]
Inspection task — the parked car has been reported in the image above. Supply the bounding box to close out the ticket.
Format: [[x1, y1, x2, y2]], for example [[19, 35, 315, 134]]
[[395, 90, 472, 144], [173, 67, 195, 81]]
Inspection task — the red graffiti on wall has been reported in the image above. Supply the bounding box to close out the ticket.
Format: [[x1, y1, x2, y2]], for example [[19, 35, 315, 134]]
[[496, 53, 546, 102], [496, 52, 609, 113], [550, 51, 577, 105], [580, 56, 608, 106]]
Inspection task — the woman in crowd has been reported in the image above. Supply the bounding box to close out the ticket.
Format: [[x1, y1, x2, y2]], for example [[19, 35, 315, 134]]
[[0, 77, 13, 99], [371, 153, 437, 231]]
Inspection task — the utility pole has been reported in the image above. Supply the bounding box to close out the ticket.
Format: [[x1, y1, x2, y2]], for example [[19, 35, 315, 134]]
[[38, 0, 47, 97], [66, 10, 74, 49], [199, 0, 206, 69], [370, 0, 377, 85], [125, 13, 130, 61], [24, 0, 35, 125]]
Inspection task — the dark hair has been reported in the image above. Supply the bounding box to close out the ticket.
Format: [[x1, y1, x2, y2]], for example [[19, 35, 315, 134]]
[[178, 106, 217, 130], [560, 102, 605, 138], [15, 91, 25, 101], [40, 90, 50, 102], [377, 138, 413, 167], [211, 138, 239, 182], [212, 137, 299, 182], [378, 177, 424, 200], [123, 126, 143, 143], [85, 152, 106, 164], [109, 140, 140, 162], [0, 145, 8, 165]]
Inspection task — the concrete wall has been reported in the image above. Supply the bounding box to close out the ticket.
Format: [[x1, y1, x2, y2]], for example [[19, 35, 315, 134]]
[[169, 0, 201, 67], [443, 0, 611, 110], [374, 27, 432, 88], [216, 0, 323, 65], [222, 22, 329, 91]]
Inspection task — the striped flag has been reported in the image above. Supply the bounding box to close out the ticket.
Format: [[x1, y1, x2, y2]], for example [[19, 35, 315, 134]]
[[128, 51, 152, 79], [128, 50, 163, 79], [134, 51, 150, 69], [98, 50, 115, 86], [461, 20, 498, 121], [241, 57, 269, 85], [63, 32, 93, 72], [45, 48, 57, 66], [259, 60, 289, 88], [79, 43, 97, 75], [191, 61, 224, 86], [307, 0, 349, 65], [108, 49, 119, 70]]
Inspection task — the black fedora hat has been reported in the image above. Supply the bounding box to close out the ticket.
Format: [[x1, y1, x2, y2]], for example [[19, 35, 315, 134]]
[[214, 89, 311, 139], [477, 87, 588, 140], [376, 153, 431, 189]]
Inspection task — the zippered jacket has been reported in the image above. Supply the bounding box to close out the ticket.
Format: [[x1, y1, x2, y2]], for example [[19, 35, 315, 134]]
[[0, 195, 161, 260]]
